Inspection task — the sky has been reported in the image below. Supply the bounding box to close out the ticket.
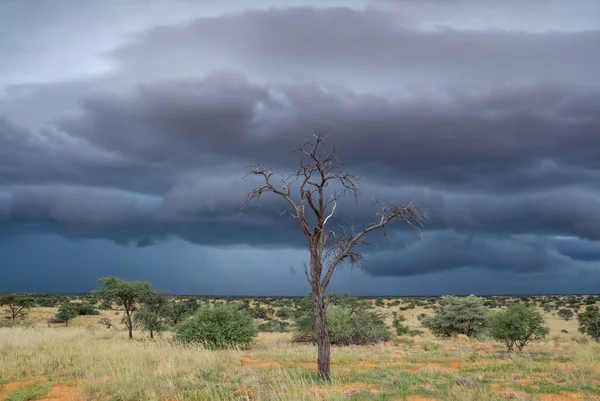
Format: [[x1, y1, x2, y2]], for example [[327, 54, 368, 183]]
[[1, 0, 600, 296]]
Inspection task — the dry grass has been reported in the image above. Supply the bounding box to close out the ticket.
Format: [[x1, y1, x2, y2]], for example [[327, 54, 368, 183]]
[[1, 300, 599, 400]]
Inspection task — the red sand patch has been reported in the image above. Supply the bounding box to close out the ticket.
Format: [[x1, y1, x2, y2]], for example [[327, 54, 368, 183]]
[[514, 377, 541, 390], [0, 377, 49, 400], [36, 384, 82, 401], [240, 356, 282, 369], [0, 378, 86, 401], [392, 347, 405, 356], [234, 385, 256, 399], [355, 361, 379, 367]]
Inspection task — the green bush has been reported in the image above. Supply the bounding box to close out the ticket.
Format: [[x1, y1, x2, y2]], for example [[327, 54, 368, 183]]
[[292, 294, 390, 345], [577, 309, 600, 342], [557, 308, 574, 321], [76, 303, 100, 315], [396, 323, 410, 336], [98, 300, 113, 310], [258, 319, 290, 332], [275, 307, 292, 319], [487, 303, 549, 352], [36, 297, 59, 307], [175, 304, 257, 349], [249, 307, 269, 319], [421, 295, 487, 338]]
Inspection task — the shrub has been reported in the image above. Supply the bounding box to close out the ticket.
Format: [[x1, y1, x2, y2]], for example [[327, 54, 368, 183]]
[[394, 336, 415, 347], [577, 309, 600, 343], [76, 303, 100, 315], [292, 294, 390, 345], [249, 307, 269, 319], [258, 319, 290, 332], [572, 336, 589, 344], [325, 305, 391, 345], [487, 303, 549, 352], [421, 295, 487, 338], [396, 323, 410, 336], [36, 297, 59, 307], [175, 304, 257, 349], [98, 300, 113, 310], [275, 307, 292, 319], [420, 340, 438, 351], [409, 329, 424, 337], [557, 308, 574, 321]]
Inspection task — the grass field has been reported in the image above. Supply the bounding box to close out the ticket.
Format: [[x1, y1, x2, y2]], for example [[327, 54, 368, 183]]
[[1, 301, 599, 400]]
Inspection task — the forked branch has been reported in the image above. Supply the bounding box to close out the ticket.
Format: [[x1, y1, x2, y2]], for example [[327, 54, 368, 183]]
[[320, 201, 425, 291]]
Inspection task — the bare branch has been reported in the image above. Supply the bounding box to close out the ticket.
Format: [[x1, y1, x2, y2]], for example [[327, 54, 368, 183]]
[[322, 198, 336, 229], [242, 163, 312, 237], [302, 261, 311, 285], [320, 201, 425, 291]]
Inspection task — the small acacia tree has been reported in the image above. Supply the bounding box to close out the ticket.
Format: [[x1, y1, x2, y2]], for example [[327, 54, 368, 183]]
[[487, 303, 549, 352], [55, 303, 79, 326], [0, 294, 36, 322], [421, 295, 488, 338], [243, 133, 424, 379], [93, 277, 152, 340], [134, 291, 170, 339]]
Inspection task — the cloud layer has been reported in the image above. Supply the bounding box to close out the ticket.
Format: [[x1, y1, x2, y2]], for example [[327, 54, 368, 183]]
[[1, 1, 599, 293]]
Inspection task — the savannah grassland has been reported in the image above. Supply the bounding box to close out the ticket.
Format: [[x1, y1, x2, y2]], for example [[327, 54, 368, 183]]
[[1, 297, 599, 401]]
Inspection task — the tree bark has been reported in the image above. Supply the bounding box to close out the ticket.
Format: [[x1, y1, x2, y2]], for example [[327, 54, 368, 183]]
[[150, 329, 154, 339], [313, 289, 331, 380], [125, 311, 133, 340]]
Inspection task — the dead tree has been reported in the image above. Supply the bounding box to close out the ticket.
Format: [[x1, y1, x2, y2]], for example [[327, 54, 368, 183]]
[[243, 133, 424, 380]]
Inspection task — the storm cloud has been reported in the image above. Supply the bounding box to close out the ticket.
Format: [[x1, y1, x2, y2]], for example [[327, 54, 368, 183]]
[[1, 0, 599, 294]]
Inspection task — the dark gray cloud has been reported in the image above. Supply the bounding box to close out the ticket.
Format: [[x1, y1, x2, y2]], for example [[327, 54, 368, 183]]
[[49, 77, 600, 182], [112, 7, 600, 87], [365, 230, 571, 277], [1, 2, 599, 293]]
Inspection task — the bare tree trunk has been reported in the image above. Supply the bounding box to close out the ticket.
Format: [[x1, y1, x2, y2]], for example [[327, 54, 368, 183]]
[[244, 133, 424, 381], [150, 329, 154, 339], [125, 312, 133, 340], [313, 289, 331, 380]]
